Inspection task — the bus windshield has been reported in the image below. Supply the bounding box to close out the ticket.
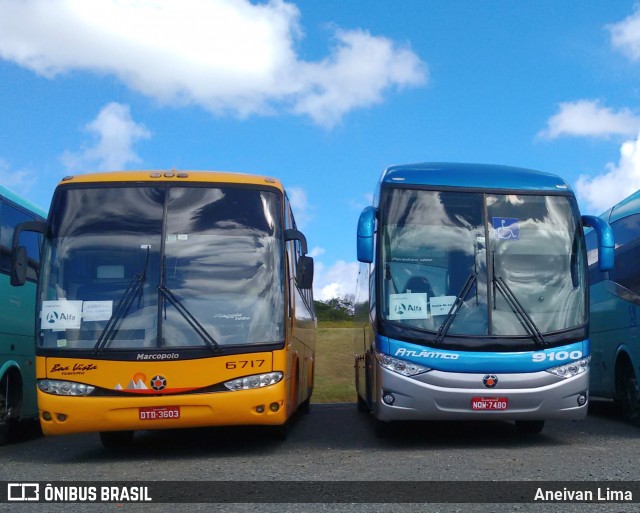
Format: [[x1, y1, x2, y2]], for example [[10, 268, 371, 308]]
[[39, 185, 285, 351], [380, 188, 587, 341]]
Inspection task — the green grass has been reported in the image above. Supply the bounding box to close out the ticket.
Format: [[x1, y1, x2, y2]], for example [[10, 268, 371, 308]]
[[312, 322, 359, 403]]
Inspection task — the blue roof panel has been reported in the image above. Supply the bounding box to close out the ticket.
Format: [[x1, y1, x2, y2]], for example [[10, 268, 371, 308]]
[[0, 184, 47, 218], [607, 188, 640, 222], [381, 162, 572, 193]]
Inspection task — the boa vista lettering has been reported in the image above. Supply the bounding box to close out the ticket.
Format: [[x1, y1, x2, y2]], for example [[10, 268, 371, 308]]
[[50, 363, 98, 373]]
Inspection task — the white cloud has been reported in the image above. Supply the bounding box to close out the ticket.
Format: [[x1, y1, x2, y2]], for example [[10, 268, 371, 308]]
[[287, 186, 313, 229], [308, 246, 325, 258], [61, 103, 151, 172], [0, 0, 427, 127], [609, 8, 640, 61], [292, 29, 427, 127], [0, 159, 36, 194], [575, 132, 640, 213], [313, 259, 359, 301], [539, 100, 640, 139], [350, 192, 375, 211]]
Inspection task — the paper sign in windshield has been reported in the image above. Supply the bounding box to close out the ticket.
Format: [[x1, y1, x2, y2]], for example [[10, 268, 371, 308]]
[[41, 301, 82, 330], [492, 217, 520, 240], [388, 293, 429, 320], [82, 301, 113, 322], [430, 296, 457, 316]]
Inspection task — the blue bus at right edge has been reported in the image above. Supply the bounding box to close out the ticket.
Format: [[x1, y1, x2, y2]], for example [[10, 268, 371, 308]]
[[586, 188, 640, 425], [354, 163, 614, 434]]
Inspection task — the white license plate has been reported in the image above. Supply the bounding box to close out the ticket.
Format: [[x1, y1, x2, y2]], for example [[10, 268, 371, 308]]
[[471, 397, 508, 410], [138, 406, 181, 421]]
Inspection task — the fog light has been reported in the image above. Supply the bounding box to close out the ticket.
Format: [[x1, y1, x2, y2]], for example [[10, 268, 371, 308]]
[[42, 411, 52, 421], [577, 393, 587, 406], [383, 393, 395, 405], [56, 414, 67, 421], [269, 402, 280, 412], [256, 405, 265, 413]]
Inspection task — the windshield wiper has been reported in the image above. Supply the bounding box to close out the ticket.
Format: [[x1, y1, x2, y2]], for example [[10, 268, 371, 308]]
[[491, 250, 546, 347], [434, 272, 477, 344], [158, 285, 221, 353], [94, 248, 149, 355], [493, 276, 546, 347]]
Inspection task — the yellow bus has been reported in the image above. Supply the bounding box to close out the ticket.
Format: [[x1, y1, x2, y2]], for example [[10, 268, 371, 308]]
[[11, 171, 316, 447]]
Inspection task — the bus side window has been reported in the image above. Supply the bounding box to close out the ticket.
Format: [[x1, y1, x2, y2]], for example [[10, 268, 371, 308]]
[[611, 215, 640, 294]]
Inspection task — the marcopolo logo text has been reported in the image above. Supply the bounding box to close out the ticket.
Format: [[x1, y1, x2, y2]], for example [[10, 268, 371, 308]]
[[136, 353, 180, 360]]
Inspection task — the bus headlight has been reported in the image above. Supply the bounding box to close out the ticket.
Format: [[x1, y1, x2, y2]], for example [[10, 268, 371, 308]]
[[375, 352, 430, 377], [224, 372, 283, 391], [38, 380, 95, 396], [546, 357, 590, 379]]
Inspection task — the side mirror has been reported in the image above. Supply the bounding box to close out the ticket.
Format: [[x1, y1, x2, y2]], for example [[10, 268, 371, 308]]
[[284, 229, 308, 255], [10, 246, 27, 286], [10, 219, 46, 287], [357, 206, 376, 263], [582, 215, 614, 271], [296, 255, 314, 289]]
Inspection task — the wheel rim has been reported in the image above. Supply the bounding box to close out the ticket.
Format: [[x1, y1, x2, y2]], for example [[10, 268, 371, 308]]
[[625, 375, 640, 415]]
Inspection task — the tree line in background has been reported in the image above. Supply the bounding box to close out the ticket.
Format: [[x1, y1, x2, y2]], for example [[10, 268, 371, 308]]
[[313, 297, 354, 322]]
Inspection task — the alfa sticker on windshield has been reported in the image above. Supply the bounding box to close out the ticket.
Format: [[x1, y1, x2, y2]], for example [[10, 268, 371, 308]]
[[388, 293, 429, 320], [41, 300, 82, 330], [430, 296, 457, 316], [492, 217, 520, 240]]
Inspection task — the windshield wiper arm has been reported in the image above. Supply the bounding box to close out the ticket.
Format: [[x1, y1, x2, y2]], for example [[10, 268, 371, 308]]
[[434, 272, 477, 344], [493, 276, 546, 347], [93, 250, 149, 355], [158, 285, 221, 353]]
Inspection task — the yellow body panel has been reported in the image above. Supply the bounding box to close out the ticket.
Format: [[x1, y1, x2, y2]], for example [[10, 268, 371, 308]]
[[38, 380, 288, 435], [37, 352, 290, 435], [58, 171, 284, 191]]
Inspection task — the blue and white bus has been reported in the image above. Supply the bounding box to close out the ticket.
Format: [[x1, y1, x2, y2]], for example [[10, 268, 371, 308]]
[[354, 163, 613, 434], [0, 185, 45, 443], [586, 188, 640, 424]]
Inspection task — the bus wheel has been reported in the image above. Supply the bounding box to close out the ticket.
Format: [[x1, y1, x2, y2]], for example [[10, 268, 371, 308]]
[[0, 385, 20, 445], [357, 395, 369, 413], [374, 418, 396, 438], [0, 392, 9, 446], [617, 362, 640, 425], [99, 430, 134, 448], [270, 420, 290, 441], [515, 420, 545, 435]]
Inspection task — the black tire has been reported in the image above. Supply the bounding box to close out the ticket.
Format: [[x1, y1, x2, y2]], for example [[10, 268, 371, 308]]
[[0, 391, 9, 446], [0, 388, 20, 446], [0, 421, 8, 446], [515, 420, 545, 435], [374, 418, 395, 438], [300, 398, 311, 415], [357, 394, 369, 413], [617, 362, 640, 425], [270, 421, 290, 441], [99, 430, 134, 448]]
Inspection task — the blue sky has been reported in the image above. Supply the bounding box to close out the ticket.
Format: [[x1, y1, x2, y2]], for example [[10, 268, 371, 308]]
[[2, 0, 640, 299]]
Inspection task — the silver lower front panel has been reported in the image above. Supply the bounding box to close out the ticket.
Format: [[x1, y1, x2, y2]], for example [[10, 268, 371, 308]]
[[374, 361, 589, 422]]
